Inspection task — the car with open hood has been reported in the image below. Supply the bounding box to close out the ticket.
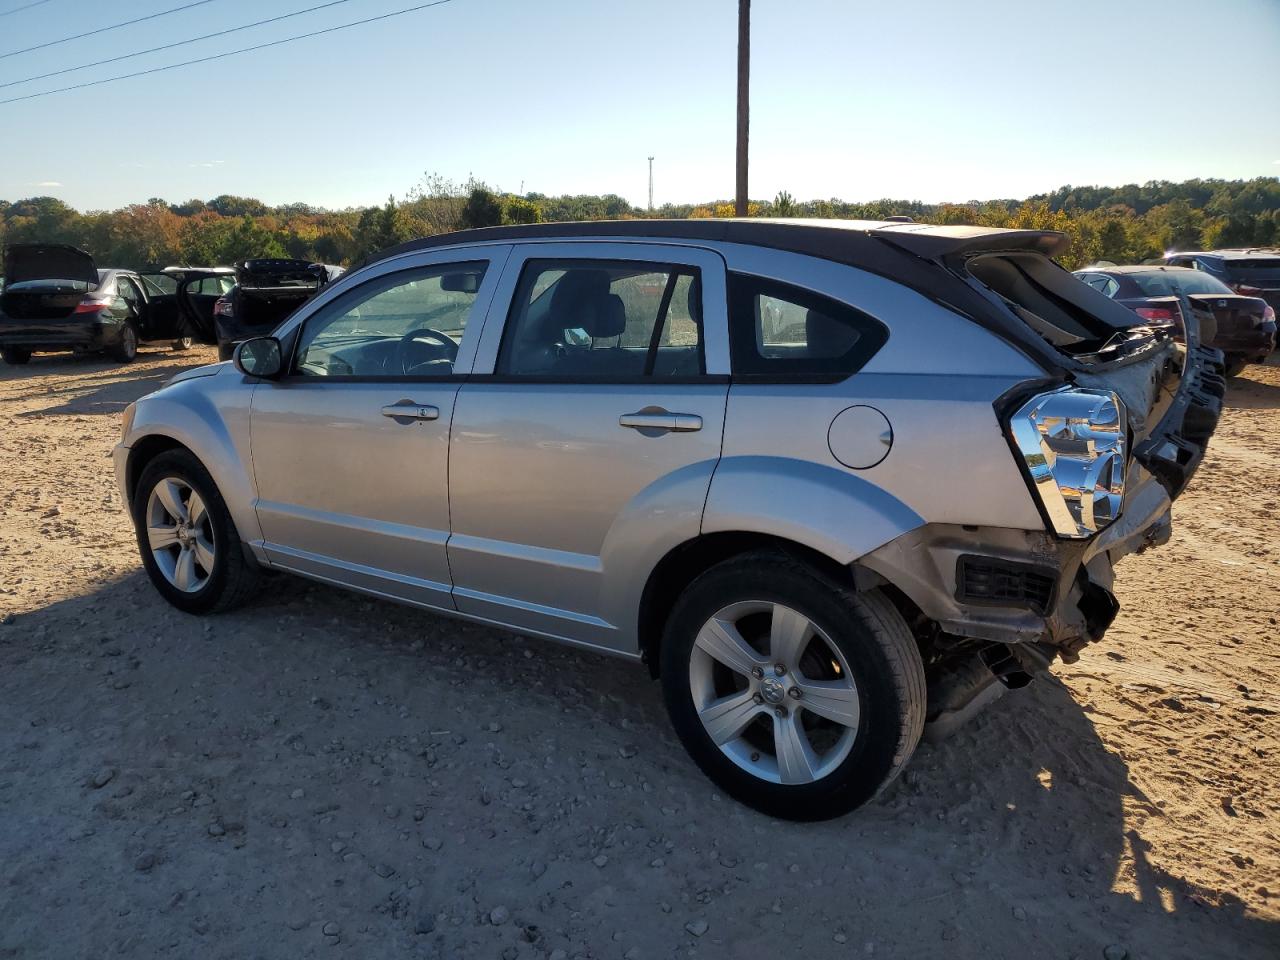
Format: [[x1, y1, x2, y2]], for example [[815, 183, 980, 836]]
[[1074, 263, 1276, 376], [213, 258, 344, 360], [114, 219, 1222, 819], [0, 243, 231, 365]]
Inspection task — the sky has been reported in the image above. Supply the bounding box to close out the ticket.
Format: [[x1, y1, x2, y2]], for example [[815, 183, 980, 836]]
[[0, 0, 1278, 211]]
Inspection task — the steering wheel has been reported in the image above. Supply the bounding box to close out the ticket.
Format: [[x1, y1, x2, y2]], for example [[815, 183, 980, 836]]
[[398, 327, 459, 374]]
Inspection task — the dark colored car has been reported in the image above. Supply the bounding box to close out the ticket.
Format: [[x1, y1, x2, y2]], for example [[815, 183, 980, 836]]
[[1074, 264, 1275, 376], [1163, 249, 1280, 316], [0, 244, 231, 365], [213, 258, 344, 360]]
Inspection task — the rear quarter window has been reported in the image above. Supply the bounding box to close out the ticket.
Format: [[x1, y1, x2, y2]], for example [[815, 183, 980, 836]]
[[727, 274, 888, 382]]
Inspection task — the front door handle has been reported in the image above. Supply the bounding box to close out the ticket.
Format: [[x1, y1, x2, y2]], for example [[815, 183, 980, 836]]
[[381, 402, 440, 422], [619, 411, 702, 433]]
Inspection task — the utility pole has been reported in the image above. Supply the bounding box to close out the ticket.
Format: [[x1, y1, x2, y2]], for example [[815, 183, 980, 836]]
[[648, 156, 654, 212], [735, 0, 750, 217]]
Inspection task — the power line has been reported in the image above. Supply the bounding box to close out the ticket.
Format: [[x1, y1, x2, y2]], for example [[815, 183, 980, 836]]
[[0, 1, 221, 60], [0, 0, 359, 90], [0, 0, 458, 105], [0, 1, 53, 17]]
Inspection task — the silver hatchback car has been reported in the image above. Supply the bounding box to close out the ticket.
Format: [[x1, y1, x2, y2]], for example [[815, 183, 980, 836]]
[[115, 220, 1223, 819]]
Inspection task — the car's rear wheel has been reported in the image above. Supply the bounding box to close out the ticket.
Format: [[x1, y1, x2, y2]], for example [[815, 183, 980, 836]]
[[108, 322, 139, 363], [1, 347, 32, 365], [132, 449, 260, 614], [661, 552, 926, 820], [174, 336, 194, 351]]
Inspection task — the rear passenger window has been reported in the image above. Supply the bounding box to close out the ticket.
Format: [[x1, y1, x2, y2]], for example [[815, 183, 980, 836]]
[[498, 260, 704, 379], [728, 274, 887, 381]]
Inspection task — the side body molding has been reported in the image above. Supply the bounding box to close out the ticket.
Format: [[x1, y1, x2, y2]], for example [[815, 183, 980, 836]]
[[701, 456, 926, 565]]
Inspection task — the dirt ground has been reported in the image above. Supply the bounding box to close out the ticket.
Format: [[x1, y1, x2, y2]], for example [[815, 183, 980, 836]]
[[1, 345, 1276, 960]]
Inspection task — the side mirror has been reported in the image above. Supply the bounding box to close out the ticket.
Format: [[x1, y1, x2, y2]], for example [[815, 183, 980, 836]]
[[233, 337, 283, 378], [440, 271, 481, 294]]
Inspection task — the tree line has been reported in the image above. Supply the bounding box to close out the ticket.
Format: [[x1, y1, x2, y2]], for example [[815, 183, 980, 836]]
[[1, 175, 1276, 273]]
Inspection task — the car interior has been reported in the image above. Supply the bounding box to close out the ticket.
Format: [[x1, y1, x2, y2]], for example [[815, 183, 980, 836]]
[[294, 264, 485, 377], [501, 263, 704, 378]]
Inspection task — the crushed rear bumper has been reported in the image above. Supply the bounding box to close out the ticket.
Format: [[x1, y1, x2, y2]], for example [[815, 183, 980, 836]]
[[861, 344, 1224, 662]]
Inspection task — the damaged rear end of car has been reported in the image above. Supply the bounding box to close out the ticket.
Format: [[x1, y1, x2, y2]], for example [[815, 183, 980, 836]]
[[858, 225, 1223, 739]]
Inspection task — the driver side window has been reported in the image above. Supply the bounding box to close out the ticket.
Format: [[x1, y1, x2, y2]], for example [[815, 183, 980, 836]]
[[294, 261, 487, 378]]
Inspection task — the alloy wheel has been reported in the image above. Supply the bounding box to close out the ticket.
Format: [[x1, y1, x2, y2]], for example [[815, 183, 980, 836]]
[[145, 477, 215, 593], [688, 600, 860, 785]]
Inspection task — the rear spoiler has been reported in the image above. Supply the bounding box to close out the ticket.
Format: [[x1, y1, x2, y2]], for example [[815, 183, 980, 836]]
[[871, 224, 1070, 261]]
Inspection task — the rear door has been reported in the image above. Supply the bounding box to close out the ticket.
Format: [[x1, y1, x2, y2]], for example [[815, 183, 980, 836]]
[[447, 242, 730, 653], [178, 273, 233, 341], [114, 275, 147, 330], [138, 273, 180, 339]]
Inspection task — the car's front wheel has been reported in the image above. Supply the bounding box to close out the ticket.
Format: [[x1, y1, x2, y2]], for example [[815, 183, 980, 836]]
[[661, 552, 926, 820], [132, 450, 260, 614], [1, 347, 32, 365]]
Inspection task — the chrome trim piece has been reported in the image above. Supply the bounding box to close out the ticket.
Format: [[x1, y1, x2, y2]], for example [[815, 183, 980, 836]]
[[1008, 387, 1126, 538]]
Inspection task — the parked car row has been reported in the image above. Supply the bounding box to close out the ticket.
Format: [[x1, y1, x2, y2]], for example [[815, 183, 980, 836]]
[[0, 244, 341, 366], [1074, 249, 1278, 376]]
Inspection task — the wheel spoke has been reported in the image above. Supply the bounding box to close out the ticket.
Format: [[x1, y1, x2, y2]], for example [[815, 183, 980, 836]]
[[768, 604, 812, 667], [695, 617, 767, 678], [698, 690, 761, 746], [147, 523, 179, 551], [173, 548, 197, 591], [774, 711, 819, 784], [155, 480, 188, 523], [795, 678, 860, 729], [192, 535, 215, 573], [187, 491, 207, 528]]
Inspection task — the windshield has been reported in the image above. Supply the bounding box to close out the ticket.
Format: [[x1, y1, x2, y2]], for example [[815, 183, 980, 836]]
[[1224, 258, 1280, 280], [1131, 271, 1232, 297]]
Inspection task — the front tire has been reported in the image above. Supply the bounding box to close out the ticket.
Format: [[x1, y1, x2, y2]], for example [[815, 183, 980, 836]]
[[108, 322, 139, 363], [1, 347, 32, 365], [660, 552, 926, 820], [131, 449, 260, 614]]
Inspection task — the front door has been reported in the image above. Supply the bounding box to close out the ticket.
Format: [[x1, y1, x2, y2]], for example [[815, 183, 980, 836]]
[[248, 248, 508, 608], [447, 242, 731, 652]]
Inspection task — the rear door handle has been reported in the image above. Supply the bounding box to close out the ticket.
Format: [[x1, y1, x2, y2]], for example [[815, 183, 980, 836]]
[[381, 402, 440, 422], [619, 411, 702, 433]]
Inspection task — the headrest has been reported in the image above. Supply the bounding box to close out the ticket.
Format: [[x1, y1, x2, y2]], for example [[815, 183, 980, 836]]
[[687, 275, 702, 325], [551, 270, 626, 339], [587, 293, 627, 338], [805, 308, 859, 357]]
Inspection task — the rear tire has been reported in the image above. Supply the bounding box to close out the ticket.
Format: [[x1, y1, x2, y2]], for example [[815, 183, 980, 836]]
[[1224, 355, 1248, 378], [132, 449, 260, 614], [217, 342, 234, 362], [1, 347, 32, 365], [660, 551, 926, 820], [108, 322, 139, 363], [173, 336, 194, 351]]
